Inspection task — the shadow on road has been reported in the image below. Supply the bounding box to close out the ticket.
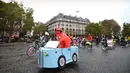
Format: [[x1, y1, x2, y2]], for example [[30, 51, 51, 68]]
[[38, 63, 79, 73]]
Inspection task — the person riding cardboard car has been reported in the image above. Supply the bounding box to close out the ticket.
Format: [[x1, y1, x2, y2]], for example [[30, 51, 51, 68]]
[[55, 28, 72, 48]]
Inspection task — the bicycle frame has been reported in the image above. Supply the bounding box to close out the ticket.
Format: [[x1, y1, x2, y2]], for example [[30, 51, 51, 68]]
[[34, 40, 46, 50], [26, 40, 47, 57]]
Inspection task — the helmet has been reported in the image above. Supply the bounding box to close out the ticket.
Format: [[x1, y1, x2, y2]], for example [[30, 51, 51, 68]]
[[45, 32, 49, 35]]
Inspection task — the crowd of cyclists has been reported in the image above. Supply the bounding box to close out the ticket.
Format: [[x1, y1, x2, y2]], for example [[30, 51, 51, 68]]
[[71, 35, 130, 48], [39, 30, 130, 48], [1, 28, 129, 49]]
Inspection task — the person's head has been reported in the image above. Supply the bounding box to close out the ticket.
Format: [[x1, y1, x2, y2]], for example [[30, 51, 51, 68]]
[[55, 28, 63, 35]]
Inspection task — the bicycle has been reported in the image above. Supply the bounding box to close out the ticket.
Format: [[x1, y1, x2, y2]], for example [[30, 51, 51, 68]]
[[85, 41, 92, 49], [26, 40, 46, 57], [101, 40, 115, 51]]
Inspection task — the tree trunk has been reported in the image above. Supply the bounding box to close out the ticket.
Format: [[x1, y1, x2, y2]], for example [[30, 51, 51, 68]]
[[8, 32, 12, 43]]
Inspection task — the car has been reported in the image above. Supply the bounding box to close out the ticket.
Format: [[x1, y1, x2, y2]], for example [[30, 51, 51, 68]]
[[38, 41, 78, 69]]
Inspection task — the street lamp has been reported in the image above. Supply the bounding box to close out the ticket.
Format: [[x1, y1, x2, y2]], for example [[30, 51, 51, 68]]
[[76, 11, 80, 37]]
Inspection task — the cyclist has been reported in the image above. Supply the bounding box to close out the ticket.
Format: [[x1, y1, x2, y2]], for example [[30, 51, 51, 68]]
[[120, 36, 126, 47], [87, 34, 93, 47], [72, 37, 78, 46], [95, 36, 99, 46], [44, 32, 50, 43], [40, 34, 44, 41], [101, 36, 108, 47]]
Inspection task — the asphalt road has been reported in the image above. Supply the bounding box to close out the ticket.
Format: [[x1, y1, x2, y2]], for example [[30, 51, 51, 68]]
[[0, 43, 130, 73]]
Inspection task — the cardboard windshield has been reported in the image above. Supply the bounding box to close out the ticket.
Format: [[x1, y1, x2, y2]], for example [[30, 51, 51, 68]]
[[44, 41, 59, 48]]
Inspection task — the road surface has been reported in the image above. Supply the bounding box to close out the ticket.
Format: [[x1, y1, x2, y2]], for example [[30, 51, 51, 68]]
[[0, 43, 130, 73]]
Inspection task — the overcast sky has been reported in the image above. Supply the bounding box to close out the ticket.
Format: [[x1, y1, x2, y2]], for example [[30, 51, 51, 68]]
[[3, 0, 130, 27]]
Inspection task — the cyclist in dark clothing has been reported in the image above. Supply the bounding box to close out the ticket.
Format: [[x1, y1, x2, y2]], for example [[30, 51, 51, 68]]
[[95, 36, 99, 46], [120, 36, 126, 47], [102, 36, 108, 47]]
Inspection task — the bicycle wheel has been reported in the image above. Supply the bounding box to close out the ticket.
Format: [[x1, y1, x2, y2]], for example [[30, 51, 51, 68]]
[[26, 46, 36, 57], [101, 44, 107, 51]]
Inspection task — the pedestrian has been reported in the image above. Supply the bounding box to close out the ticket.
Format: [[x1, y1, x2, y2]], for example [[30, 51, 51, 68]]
[[14, 33, 19, 42]]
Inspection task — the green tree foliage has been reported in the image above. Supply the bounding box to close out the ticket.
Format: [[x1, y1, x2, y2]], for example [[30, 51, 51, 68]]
[[85, 23, 102, 36], [0, 0, 8, 35], [22, 7, 34, 35], [5, 1, 25, 35], [100, 19, 121, 36], [122, 23, 130, 36], [85, 19, 121, 37], [33, 22, 47, 35], [0, 0, 34, 37]]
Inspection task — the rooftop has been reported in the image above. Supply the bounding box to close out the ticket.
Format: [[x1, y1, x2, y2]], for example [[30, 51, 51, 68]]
[[46, 13, 90, 24]]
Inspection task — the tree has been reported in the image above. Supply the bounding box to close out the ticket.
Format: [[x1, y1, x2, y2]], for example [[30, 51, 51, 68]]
[[22, 7, 34, 35], [33, 22, 47, 35], [6, 1, 26, 43], [122, 23, 130, 36], [0, 0, 8, 35], [85, 22, 102, 36], [0, 0, 35, 42], [85, 19, 121, 37], [100, 19, 121, 36], [0, 1, 25, 36]]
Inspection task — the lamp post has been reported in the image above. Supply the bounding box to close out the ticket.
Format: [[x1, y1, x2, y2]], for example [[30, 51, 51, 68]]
[[76, 11, 80, 37]]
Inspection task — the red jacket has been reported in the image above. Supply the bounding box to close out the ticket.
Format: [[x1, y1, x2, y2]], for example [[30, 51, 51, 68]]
[[87, 35, 93, 41], [55, 28, 72, 48]]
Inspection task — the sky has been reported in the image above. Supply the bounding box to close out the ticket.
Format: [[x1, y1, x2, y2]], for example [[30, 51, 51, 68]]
[[3, 0, 130, 27]]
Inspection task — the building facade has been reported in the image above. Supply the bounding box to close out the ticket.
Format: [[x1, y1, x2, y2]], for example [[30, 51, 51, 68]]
[[46, 13, 90, 37]]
